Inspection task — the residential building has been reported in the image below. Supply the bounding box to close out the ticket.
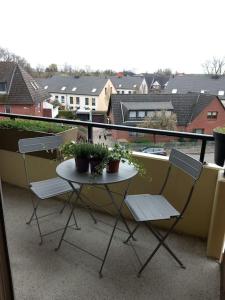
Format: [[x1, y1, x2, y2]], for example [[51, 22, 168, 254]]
[[37, 75, 116, 113], [0, 62, 50, 116], [110, 75, 148, 94], [108, 93, 225, 140], [143, 73, 170, 92], [164, 73, 225, 96]]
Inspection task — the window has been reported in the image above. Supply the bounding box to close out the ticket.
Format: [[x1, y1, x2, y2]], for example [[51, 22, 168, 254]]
[[76, 97, 80, 105], [92, 98, 96, 106], [200, 90, 205, 94], [129, 111, 136, 118], [55, 95, 58, 100], [5, 105, 11, 113], [70, 97, 73, 104], [105, 87, 107, 94], [119, 84, 122, 88], [117, 91, 120, 94], [0, 82, 6, 93], [138, 111, 145, 118], [92, 88, 97, 93], [147, 111, 154, 117], [218, 90, 224, 96], [172, 89, 177, 94], [193, 128, 204, 134], [128, 91, 132, 94], [121, 91, 124, 94], [85, 98, 89, 105], [72, 87, 77, 91], [61, 95, 65, 103], [129, 131, 144, 137], [207, 111, 218, 119], [44, 85, 48, 89], [61, 86, 66, 91]]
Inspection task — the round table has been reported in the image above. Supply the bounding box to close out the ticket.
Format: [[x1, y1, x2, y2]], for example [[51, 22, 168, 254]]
[[55, 159, 138, 277]]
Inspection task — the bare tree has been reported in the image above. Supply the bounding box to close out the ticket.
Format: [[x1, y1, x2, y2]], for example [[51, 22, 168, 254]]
[[202, 57, 225, 77], [0, 46, 32, 73], [139, 111, 177, 143]]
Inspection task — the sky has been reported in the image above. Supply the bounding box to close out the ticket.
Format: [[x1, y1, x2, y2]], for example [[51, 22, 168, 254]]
[[1, 0, 225, 74]]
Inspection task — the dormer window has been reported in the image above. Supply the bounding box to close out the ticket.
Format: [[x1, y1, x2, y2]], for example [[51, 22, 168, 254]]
[[72, 87, 77, 91], [172, 89, 177, 94], [92, 88, 97, 93], [61, 86, 66, 91], [200, 90, 205, 94], [133, 84, 137, 88], [44, 85, 48, 89], [0, 82, 7, 93], [30, 81, 38, 90], [119, 84, 122, 88]]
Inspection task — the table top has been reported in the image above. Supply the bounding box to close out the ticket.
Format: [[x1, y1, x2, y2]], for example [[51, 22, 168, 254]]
[[56, 159, 138, 185]]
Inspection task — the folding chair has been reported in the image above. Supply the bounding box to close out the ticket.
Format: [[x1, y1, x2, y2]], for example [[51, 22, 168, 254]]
[[18, 135, 81, 245], [124, 148, 203, 277]]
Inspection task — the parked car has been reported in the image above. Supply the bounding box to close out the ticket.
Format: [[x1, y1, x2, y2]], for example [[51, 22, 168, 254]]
[[141, 147, 167, 156]]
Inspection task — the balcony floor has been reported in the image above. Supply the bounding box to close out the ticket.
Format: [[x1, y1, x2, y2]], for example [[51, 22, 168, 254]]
[[2, 183, 220, 300]]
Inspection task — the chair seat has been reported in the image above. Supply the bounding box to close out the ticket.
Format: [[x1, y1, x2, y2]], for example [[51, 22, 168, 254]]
[[125, 194, 180, 222], [30, 177, 79, 199]]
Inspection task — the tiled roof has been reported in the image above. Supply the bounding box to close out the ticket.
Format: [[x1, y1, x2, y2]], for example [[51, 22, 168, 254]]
[[109, 76, 144, 90], [37, 75, 109, 96], [165, 74, 225, 95], [0, 62, 50, 105], [110, 93, 218, 126], [121, 101, 173, 110]]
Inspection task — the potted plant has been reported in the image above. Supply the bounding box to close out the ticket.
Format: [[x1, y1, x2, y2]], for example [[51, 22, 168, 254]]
[[106, 143, 145, 175], [89, 143, 109, 174], [61, 141, 92, 173], [213, 126, 225, 168]]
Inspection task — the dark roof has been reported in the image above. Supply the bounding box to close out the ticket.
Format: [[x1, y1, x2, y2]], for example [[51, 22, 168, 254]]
[[143, 73, 170, 90], [37, 75, 109, 96], [122, 101, 173, 110], [165, 74, 225, 95], [0, 62, 50, 105], [109, 76, 144, 90], [110, 93, 219, 127]]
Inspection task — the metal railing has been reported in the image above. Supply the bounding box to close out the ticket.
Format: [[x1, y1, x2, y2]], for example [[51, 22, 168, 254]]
[[0, 112, 214, 162]]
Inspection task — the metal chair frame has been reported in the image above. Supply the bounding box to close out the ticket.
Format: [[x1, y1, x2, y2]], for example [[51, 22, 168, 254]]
[[124, 149, 203, 277], [18, 135, 86, 244]]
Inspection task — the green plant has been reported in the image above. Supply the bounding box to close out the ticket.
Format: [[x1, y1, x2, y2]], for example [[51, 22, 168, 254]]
[[108, 143, 145, 176], [61, 141, 92, 159], [0, 119, 70, 133], [90, 143, 109, 160], [214, 126, 225, 134]]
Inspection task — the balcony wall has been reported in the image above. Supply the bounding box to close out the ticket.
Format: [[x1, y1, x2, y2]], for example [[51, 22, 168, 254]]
[[1, 147, 224, 260]]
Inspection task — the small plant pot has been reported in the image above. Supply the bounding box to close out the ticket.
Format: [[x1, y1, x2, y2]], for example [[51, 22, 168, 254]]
[[75, 157, 89, 173], [90, 158, 104, 174], [106, 159, 120, 173], [213, 131, 225, 167]]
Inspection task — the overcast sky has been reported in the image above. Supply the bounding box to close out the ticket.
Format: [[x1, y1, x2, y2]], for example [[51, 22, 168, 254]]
[[1, 0, 225, 73]]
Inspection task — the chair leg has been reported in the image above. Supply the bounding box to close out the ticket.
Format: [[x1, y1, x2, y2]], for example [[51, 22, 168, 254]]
[[145, 222, 185, 269], [124, 223, 140, 244], [60, 191, 74, 214], [138, 219, 182, 277], [32, 199, 43, 245]]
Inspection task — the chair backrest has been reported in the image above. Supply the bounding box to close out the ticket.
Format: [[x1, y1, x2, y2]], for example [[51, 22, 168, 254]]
[[169, 149, 202, 180], [18, 135, 63, 154]]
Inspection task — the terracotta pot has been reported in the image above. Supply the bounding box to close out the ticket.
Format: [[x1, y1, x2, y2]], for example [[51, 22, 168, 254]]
[[90, 158, 103, 174], [106, 159, 120, 173], [75, 157, 89, 173], [213, 131, 225, 167]]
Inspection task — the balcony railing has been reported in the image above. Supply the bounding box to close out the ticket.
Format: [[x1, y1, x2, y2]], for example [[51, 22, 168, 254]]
[[0, 112, 214, 162]]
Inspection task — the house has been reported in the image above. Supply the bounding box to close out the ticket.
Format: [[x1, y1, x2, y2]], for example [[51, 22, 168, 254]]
[[37, 75, 116, 114], [164, 73, 225, 96], [110, 75, 148, 94], [0, 62, 50, 116], [143, 73, 170, 92], [108, 93, 225, 140]]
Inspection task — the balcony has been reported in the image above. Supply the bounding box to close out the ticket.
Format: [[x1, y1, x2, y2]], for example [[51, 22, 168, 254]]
[[0, 113, 224, 299]]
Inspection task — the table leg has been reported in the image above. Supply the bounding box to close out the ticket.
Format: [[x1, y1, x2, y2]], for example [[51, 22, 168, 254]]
[[55, 185, 83, 251]]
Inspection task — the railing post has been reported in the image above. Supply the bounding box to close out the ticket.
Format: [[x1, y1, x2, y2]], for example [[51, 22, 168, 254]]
[[200, 140, 207, 163], [88, 125, 93, 143]]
